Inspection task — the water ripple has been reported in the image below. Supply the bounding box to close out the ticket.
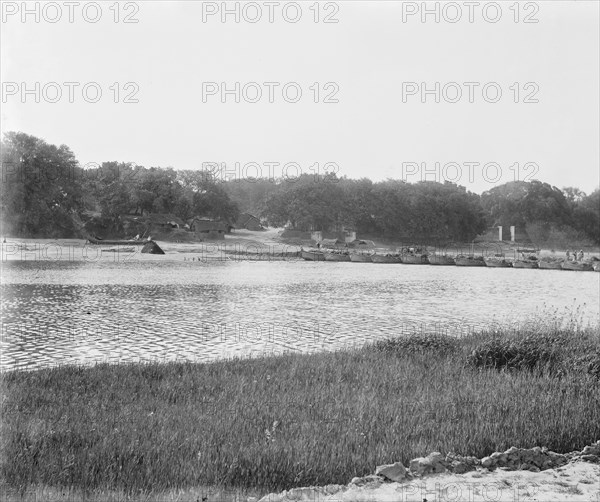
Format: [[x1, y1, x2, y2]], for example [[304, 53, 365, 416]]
[[1, 260, 598, 371]]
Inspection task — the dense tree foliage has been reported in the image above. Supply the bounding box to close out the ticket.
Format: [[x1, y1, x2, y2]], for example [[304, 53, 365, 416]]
[[565, 187, 600, 241], [258, 176, 487, 242], [1, 133, 241, 237], [1, 132, 82, 237], [481, 181, 599, 244], [222, 179, 279, 218], [178, 170, 239, 222], [1, 132, 598, 244], [481, 181, 572, 228]]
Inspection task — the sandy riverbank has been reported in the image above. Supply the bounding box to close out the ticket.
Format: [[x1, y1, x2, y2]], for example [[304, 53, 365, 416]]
[[2, 229, 599, 260], [258, 443, 600, 502], [257, 462, 600, 502], [5, 449, 597, 501], [153, 230, 600, 261]]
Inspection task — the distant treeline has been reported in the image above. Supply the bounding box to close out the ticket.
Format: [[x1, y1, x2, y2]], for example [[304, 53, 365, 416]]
[[1, 132, 599, 245]]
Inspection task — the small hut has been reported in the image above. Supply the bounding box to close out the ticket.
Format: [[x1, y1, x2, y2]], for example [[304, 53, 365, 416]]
[[147, 213, 186, 229], [347, 239, 376, 249], [234, 213, 264, 231], [320, 238, 346, 249], [188, 218, 230, 240]]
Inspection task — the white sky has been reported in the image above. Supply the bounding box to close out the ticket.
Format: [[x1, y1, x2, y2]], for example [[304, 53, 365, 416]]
[[1, 1, 599, 194]]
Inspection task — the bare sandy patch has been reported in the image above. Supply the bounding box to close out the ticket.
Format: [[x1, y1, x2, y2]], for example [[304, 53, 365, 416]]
[[258, 462, 599, 502]]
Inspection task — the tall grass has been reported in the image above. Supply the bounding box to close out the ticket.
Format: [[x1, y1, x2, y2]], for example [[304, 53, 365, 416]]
[[1, 324, 599, 497]]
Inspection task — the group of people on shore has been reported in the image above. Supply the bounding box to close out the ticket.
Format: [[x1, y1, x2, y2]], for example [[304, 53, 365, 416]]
[[566, 249, 584, 261], [402, 246, 424, 255]]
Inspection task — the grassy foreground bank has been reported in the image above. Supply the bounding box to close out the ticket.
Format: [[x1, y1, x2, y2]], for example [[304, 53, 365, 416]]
[[1, 325, 599, 499]]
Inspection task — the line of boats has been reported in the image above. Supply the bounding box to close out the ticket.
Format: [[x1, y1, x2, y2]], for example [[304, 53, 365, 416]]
[[301, 250, 600, 272]]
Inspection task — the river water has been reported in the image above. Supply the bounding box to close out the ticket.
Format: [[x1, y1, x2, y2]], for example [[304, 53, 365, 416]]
[[1, 247, 599, 371]]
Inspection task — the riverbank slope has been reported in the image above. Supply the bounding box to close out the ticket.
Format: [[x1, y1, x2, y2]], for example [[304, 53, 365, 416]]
[[1, 324, 598, 500]]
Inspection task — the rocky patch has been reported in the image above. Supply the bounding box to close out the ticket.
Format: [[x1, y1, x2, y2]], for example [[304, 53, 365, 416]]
[[258, 440, 600, 502]]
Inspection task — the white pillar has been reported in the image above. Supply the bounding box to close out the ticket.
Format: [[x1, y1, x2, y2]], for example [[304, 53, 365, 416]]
[[498, 226, 503, 241], [510, 226, 515, 242]]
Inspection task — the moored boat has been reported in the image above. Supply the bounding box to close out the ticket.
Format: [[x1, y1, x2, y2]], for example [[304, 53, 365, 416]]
[[538, 260, 563, 270], [350, 253, 373, 263], [87, 236, 147, 246], [561, 261, 593, 271], [483, 257, 511, 268], [401, 254, 428, 264], [324, 252, 351, 262], [102, 246, 136, 253], [455, 256, 485, 267], [512, 260, 539, 269], [371, 254, 401, 264], [428, 255, 455, 266], [301, 250, 325, 261]]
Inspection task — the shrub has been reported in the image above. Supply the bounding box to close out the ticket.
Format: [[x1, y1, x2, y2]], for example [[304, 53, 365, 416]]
[[569, 349, 600, 379], [467, 331, 556, 370], [372, 333, 459, 355], [465, 328, 599, 377]]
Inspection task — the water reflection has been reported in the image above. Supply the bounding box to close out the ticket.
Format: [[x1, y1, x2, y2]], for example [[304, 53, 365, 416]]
[[1, 260, 598, 371]]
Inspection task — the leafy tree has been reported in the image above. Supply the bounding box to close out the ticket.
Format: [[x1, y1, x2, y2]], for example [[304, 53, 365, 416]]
[[1, 131, 596, 245], [481, 180, 572, 230], [1, 132, 83, 237], [262, 174, 344, 231], [563, 187, 586, 207], [179, 170, 239, 222], [223, 178, 279, 217], [571, 189, 600, 244], [338, 178, 378, 234]]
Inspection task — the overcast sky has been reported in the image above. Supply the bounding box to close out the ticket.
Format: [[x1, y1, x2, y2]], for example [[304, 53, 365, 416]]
[[2, 1, 599, 194]]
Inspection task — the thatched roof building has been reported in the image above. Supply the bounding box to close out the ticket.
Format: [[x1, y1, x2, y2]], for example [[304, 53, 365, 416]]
[[234, 213, 264, 231], [146, 213, 186, 228], [320, 238, 346, 248], [347, 239, 376, 249], [188, 217, 232, 240]]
